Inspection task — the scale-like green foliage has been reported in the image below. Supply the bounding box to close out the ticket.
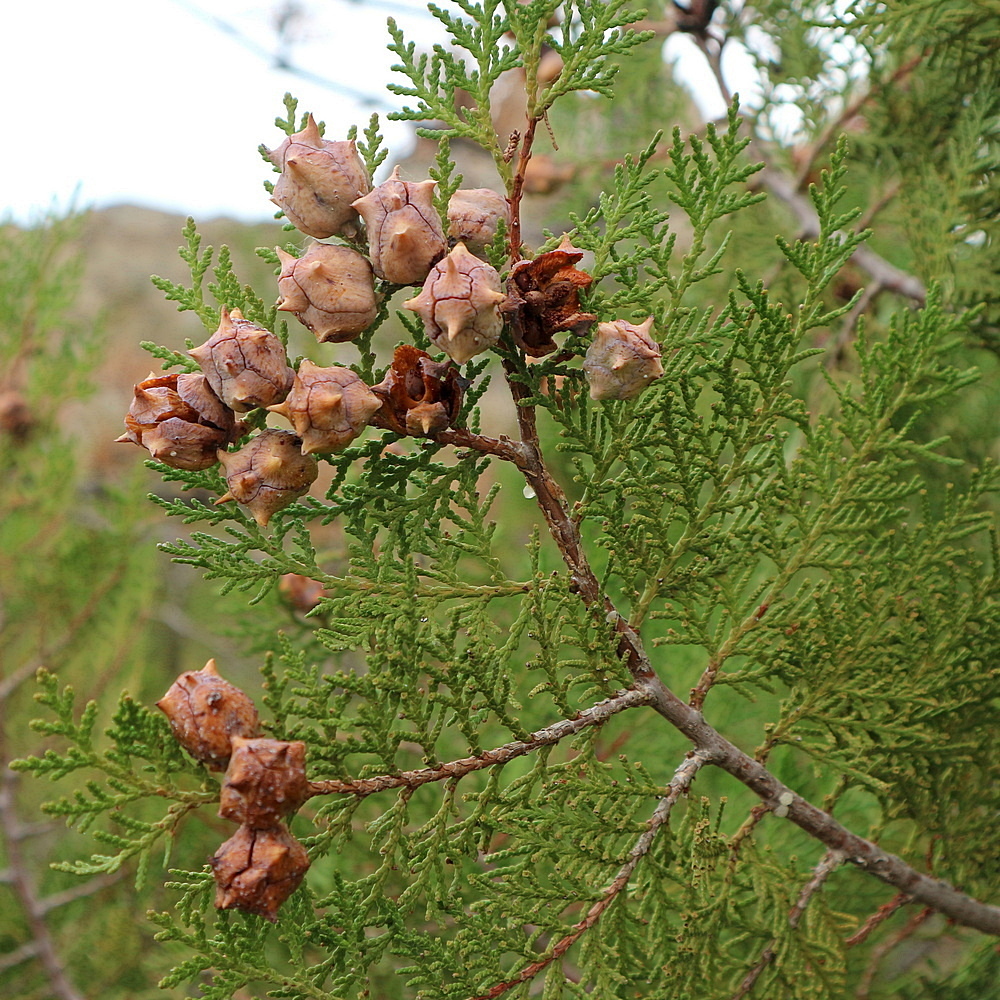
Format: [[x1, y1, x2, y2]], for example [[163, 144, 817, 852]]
[[10, 2, 1000, 998]]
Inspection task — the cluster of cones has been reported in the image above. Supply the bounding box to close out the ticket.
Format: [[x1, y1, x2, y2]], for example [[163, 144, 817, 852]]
[[156, 660, 312, 921]]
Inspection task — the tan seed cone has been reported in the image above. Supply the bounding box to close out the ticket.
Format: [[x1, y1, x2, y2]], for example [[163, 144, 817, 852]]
[[352, 166, 446, 285], [188, 307, 294, 412], [582, 317, 664, 400], [404, 243, 505, 364], [275, 245, 378, 343], [216, 429, 318, 527], [267, 360, 381, 455]]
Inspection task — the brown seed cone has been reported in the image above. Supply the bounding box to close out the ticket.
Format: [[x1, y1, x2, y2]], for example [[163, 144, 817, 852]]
[[278, 573, 328, 613], [116, 372, 242, 471], [351, 166, 447, 285], [188, 307, 295, 412], [155, 659, 261, 771], [216, 428, 319, 527], [501, 235, 597, 357], [210, 823, 310, 922], [403, 243, 506, 364], [447, 188, 510, 256], [0, 390, 33, 443], [219, 737, 311, 828], [267, 360, 382, 455], [275, 245, 378, 343], [266, 114, 370, 239], [370, 344, 464, 437], [582, 317, 664, 400]]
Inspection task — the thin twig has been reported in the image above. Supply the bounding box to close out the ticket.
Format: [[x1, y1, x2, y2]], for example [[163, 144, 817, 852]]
[[795, 52, 927, 190], [730, 848, 846, 999], [845, 892, 913, 948], [0, 767, 84, 1000], [39, 872, 125, 916], [855, 906, 935, 1000], [469, 750, 710, 1000], [508, 114, 542, 261], [306, 685, 652, 798], [0, 940, 41, 974]]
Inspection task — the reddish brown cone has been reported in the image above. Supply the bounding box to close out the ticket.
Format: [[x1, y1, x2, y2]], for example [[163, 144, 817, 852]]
[[117, 372, 241, 471], [210, 824, 310, 921], [370, 344, 464, 437], [219, 737, 311, 828], [155, 659, 261, 771], [502, 236, 597, 357]]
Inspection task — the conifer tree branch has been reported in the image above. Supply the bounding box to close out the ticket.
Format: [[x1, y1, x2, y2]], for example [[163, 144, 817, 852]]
[[469, 749, 710, 1000], [306, 685, 651, 799], [637, 673, 1000, 936], [468, 249, 1000, 942], [496, 431, 1000, 938], [845, 891, 913, 948], [692, 19, 927, 305]]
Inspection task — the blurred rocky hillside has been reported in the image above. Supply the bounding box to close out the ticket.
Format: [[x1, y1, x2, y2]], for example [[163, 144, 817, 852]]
[[72, 206, 288, 479]]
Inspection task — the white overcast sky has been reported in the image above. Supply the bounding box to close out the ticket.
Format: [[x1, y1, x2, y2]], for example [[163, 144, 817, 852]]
[[1, 0, 739, 226]]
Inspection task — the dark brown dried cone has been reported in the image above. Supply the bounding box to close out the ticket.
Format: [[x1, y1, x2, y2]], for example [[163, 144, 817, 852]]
[[155, 659, 261, 771], [502, 236, 597, 357], [219, 737, 311, 828], [116, 372, 241, 471], [210, 823, 310, 922], [275, 245, 378, 344], [267, 360, 382, 455], [265, 114, 370, 239], [370, 344, 464, 437], [216, 428, 319, 527], [188, 307, 294, 412]]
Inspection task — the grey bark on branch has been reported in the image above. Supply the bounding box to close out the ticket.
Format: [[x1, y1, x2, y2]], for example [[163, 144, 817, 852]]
[[491, 364, 1000, 939]]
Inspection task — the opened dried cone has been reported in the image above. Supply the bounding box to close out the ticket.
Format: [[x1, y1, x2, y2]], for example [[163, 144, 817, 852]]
[[117, 372, 241, 470], [370, 344, 464, 437], [502, 235, 597, 357]]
